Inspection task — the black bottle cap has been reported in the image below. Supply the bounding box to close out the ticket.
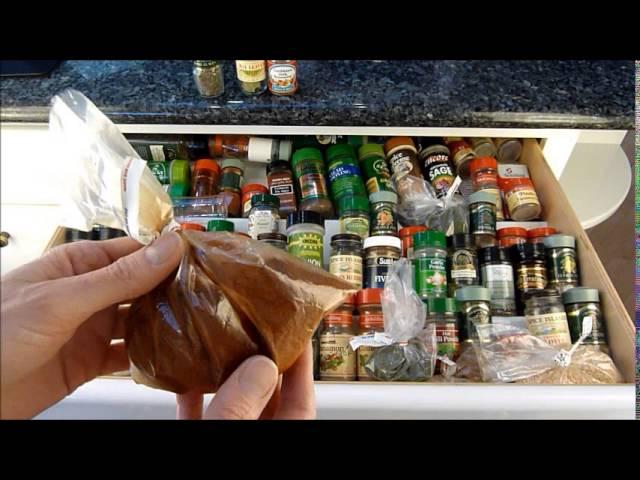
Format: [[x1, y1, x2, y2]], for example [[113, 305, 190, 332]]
[[286, 210, 325, 229], [478, 245, 509, 264], [450, 233, 475, 249], [267, 160, 291, 174]]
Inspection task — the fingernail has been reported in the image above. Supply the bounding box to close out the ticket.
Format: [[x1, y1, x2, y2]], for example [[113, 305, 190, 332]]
[[144, 232, 180, 266], [238, 356, 278, 400]]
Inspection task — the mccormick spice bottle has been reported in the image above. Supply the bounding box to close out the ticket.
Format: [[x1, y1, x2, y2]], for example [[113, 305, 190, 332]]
[[319, 299, 357, 381], [447, 233, 479, 297], [267, 60, 298, 95], [561, 287, 608, 351], [413, 230, 448, 300], [358, 144, 392, 194], [510, 242, 548, 315], [543, 234, 580, 294], [241, 184, 269, 218], [469, 156, 504, 221], [326, 144, 368, 210], [455, 286, 492, 343], [498, 176, 541, 222], [356, 288, 384, 380], [443, 137, 475, 178], [399, 225, 427, 259], [267, 160, 297, 216], [417, 138, 456, 199], [426, 297, 460, 373], [383, 137, 424, 204], [290, 148, 334, 219]]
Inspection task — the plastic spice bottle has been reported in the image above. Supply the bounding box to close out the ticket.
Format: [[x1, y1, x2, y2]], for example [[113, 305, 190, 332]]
[[417, 138, 456, 199], [497, 227, 528, 248], [561, 287, 607, 350], [206, 219, 235, 232], [363, 235, 402, 289], [369, 191, 398, 237], [494, 138, 523, 164], [447, 233, 479, 297], [413, 230, 448, 300], [247, 194, 280, 239], [267, 160, 297, 216], [426, 297, 460, 373], [326, 144, 368, 209], [443, 137, 475, 178], [267, 60, 298, 96], [209, 135, 292, 163], [468, 190, 497, 247], [468, 137, 497, 158], [219, 159, 245, 217], [358, 144, 392, 194], [169, 183, 190, 200], [499, 176, 541, 221], [356, 288, 384, 381], [290, 148, 334, 218], [455, 286, 492, 343], [527, 226, 557, 244], [479, 246, 516, 315], [257, 232, 288, 251], [241, 184, 269, 218], [286, 210, 325, 268], [399, 225, 427, 259], [329, 233, 363, 289], [235, 60, 267, 96], [191, 159, 221, 197], [336, 196, 369, 240], [510, 242, 548, 314], [469, 156, 504, 221], [383, 137, 424, 203], [319, 300, 356, 381], [543, 234, 580, 294], [170, 159, 191, 186], [524, 289, 572, 349]]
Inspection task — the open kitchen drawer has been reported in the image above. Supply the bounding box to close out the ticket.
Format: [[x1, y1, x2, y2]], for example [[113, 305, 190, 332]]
[[38, 132, 635, 419]]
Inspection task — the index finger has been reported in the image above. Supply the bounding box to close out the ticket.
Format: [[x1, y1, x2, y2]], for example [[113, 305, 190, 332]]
[[275, 342, 316, 420]]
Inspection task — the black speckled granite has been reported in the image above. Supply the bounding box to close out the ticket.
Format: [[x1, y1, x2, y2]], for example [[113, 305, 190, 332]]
[[0, 60, 634, 129]]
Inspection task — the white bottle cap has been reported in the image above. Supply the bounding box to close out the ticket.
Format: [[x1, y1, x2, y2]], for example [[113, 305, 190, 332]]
[[278, 140, 292, 161], [247, 137, 274, 163]]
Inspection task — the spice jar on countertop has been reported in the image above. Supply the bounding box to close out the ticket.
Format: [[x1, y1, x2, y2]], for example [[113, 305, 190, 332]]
[[193, 60, 224, 98], [356, 288, 384, 381], [191, 159, 221, 197], [267, 160, 297, 217], [267, 60, 298, 96], [235, 60, 267, 96]]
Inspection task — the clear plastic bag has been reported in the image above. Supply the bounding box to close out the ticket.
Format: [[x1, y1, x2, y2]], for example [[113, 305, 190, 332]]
[[362, 259, 437, 381]]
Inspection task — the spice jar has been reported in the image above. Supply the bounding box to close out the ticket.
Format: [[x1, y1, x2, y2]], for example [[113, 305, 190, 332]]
[[191, 159, 221, 197], [329, 233, 363, 289], [266, 160, 297, 216], [247, 194, 280, 239], [479, 246, 516, 315], [494, 138, 523, 164], [562, 287, 607, 350], [193, 60, 224, 98], [241, 184, 268, 218], [383, 137, 424, 204], [528, 226, 557, 244], [363, 235, 402, 289], [413, 230, 448, 300], [169, 183, 190, 200], [209, 135, 292, 163], [544, 234, 580, 294], [257, 232, 288, 251], [399, 225, 427, 259], [418, 138, 456, 199], [426, 297, 460, 373], [444, 138, 475, 178], [286, 210, 325, 268], [180, 222, 205, 232], [319, 301, 356, 381], [469, 156, 504, 221], [467, 138, 497, 158], [524, 289, 572, 349], [497, 227, 528, 248], [219, 159, 245, 217], [510, 242, 548, 314], [338, 196, 370, 240], [369, 191, 398, 237], [499, 176, 541, 221], [469, 190, 497, 247], [326, 144, 368, 208], [455, 286, 492, 343], [447, 233, 479, 297], [148, 161, 170, 185], [235, 60, 267, 96], [267, 60, 298, 96], [169, 159, 191, 186], [358, 144, 392, 194], [209, 135, 249, 159], [356, 288, 384, 381], [206, 219, 234, 232], [290, 148, 334, 218]]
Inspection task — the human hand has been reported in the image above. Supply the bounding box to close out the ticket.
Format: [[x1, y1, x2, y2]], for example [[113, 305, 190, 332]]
[[176, 343, 316, 420], [0, 232, 183, 419]]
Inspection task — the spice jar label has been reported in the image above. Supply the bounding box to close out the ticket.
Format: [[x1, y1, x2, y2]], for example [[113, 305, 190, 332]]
[[298, 170, 329, 201], [470, 203, 496, 234], [460, 304, 492, 341], [388, 151, 415, 178], [424, 153, 455, 199], [357, 346, 379, 380], [547, 249, 579, 283], [147, 161, 170, 184], [364, 255, 397, 289], [516, 265, 547, 290], [220, 171, 243, 191], [339, 217, 370, 240], [319, 333, 356, 380], [433, 323, 460, 372], [526, 312, 572, 348], [566, 305, 606, 345], [362, 157, 391, 194], [288, 231, 323, 268], [268, 63, 296, 94], [505, 186, 540, 213], [414, 257, 447, 297], [329, 254, 363, 288], [248, 210, 278, 239], [371, 205, 397, 236], [236, 61, 266, 82], [450, 250, 477, 280]]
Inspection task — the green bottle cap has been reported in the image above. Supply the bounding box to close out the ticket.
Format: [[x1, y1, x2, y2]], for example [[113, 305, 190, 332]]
[[369, 190, 398, 205], [358, 144, 385, 159], [455, 286, 492, 303], [291, 148, 323, 168], [413, 230, 446, 249], [339, 195, 369, 215], [170, 159, 191, 185], [426, 297, 457, 314], [251, 193, 280, 208], [326, 144, 356, 162], [207, 219, 235, 232], [169, 183, 190, 199]]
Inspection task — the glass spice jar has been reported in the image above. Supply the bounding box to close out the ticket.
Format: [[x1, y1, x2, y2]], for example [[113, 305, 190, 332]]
[[319, 301, 357, 381], [193, 60, 225, 98], [191, 159, 221, 197], [287, 210, 325, 268], [467, 137, 497, 158], [241, 183, 269, 218], [206, 219, 234, 232], [499, 176, 541, 222], [267, 60, 298, 96], [399, 225, 427, 259], [455, 286, 492, 343], [417, 138, 457, 199], [235, 60, 267, 96], [561, 287, 608, 350], [468, 190, 497, 248], [363, 235, 402, 289], [257, 232, 288, 251], [479, 246, 517, 316], [369, 191, 398, 237], [356, 288, 384, 381], [290, 148, 334, 219], [494, 138, 523, 164], [425, 297, 460, 373], [267, 160, 297, 217], [544, 234, 580, 294], [329, 233, 363, 289], [524, 289, 572, 349], [413, 230, 448, 300], [383, 137, 424, 204], [469, 156, 504, 221], [358, 144, 392, 194], [247, 193, 280, 239], [219, 158, 245, 217], [443, 137, 475, 178], [510, 242, 548, 314], [339, 195, 370, 240], [528, 226, 557, 244], [497, 227, 528, 248], [447, 233, 479, 297]]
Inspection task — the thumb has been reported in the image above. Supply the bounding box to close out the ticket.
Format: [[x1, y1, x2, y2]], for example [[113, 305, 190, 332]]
[[205, 356, 279, 420], [53, 232, 184, 322]]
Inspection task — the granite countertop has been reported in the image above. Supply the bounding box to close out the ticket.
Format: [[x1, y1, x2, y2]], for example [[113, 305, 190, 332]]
[[0, 60, 634, 129]]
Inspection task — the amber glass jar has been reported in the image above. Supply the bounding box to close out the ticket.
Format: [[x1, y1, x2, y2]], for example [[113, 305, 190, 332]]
[[356, 288, 384, 381]]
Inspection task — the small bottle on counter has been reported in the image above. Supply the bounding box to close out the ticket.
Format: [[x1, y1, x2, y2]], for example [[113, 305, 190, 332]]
[[479, 246, 517, 316], [267, 60, 298, 96], [339, 196, 370, 240], [455, 286, 492, 343], [267, 160, 298, 216], [286, 210, 325, 268], [206, 219, 235, 232], [191, 159, 221, 197], [447, 233, 479, 297], [524, 289, 572, 349], [413, 230, 448, 300], [257, 232, 288, 251], [543, 234, 580, 294], [319, 298, 357, 381], [247, 194, 280, 239], [369, 191, 398, 237], [193, 60, 225, 98], [425, 297, 460, 373], [235, 60, 267, 96], [329, 233, 363, 289], [561, 287, 608, 351], [356, 288, 384, 381]]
